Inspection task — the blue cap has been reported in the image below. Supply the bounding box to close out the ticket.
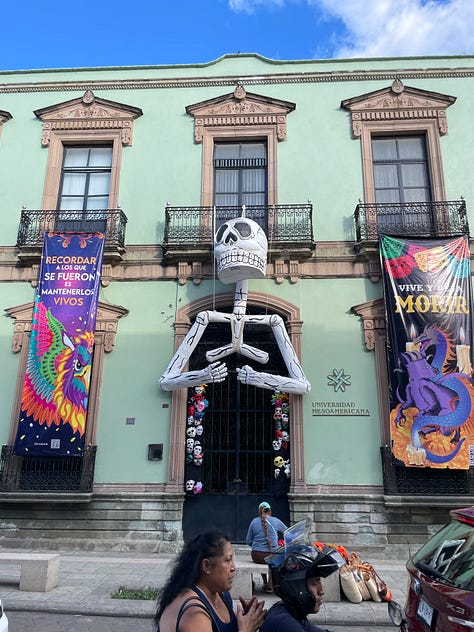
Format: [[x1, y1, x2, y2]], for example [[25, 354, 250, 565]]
[[259, 501, 271, 510]]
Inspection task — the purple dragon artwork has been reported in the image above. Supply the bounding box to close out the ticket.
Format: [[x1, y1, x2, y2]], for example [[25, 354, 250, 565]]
[[394, 324, 473, 465]]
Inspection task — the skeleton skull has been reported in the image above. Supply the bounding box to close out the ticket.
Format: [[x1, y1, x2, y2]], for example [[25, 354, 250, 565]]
[[274, 455, 285, 468], [272, 438, 282, 451], [185, 479, 195, 492], [214, 216, 268, 284]]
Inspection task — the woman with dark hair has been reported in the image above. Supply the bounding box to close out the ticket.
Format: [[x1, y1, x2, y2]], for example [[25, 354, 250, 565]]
[[155, 530, 265, 632], [246, 502, 288, 593]]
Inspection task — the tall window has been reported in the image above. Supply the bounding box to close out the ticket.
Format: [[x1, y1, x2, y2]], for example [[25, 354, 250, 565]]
[[372, 136, 430, 203], [214, 142, 267, 206], [372, 135, 432, 234], [214, 142, 267, 229], [56, 146, 112, 232]]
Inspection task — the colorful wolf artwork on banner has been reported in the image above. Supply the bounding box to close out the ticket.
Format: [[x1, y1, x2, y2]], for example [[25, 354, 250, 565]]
[[381, 235, 474, 469], [14, 233, 104, 457]]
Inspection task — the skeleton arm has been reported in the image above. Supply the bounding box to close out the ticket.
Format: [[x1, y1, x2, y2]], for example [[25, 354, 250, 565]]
[[160, 311, 229, 391], [236, 314, 311, 394]]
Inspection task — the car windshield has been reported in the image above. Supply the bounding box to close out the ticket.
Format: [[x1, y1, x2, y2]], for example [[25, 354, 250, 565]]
[[412, 517, 474, 590]]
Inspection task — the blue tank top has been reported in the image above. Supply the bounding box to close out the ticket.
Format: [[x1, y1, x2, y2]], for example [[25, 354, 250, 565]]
[[180, 585, 236, 632]]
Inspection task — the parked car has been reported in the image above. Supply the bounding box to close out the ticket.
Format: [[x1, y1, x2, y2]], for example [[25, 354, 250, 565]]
[[0, 600, 8, 632], [389, 506, 474, 631]]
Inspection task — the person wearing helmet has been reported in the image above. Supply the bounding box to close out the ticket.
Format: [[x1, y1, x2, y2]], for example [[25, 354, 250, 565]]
[[260, 543, 345, 631]]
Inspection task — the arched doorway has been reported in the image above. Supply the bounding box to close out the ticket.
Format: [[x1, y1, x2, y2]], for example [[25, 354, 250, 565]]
[[180, 303, 296, 542], [165, 291, 307, 542]]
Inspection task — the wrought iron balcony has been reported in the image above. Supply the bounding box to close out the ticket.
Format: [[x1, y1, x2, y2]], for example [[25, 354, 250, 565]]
[[16, 208, 128, 263], [354, 199, 469, 247], [163, 204, 315, 263], [0, 444, 97, 493]]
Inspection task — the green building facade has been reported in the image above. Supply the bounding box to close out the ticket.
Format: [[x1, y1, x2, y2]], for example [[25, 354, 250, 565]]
[[0, 54, 473, 554]]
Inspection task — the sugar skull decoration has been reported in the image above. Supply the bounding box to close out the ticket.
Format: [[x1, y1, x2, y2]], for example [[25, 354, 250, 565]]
[[184, 385, 209, 495], [272, 391, 291, 492], [160, 207, 311, 395], [214, 216, 268, 284]]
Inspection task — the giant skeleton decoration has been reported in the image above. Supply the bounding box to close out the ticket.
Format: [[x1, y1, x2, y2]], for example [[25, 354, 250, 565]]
[[160, 211, 311, 395]]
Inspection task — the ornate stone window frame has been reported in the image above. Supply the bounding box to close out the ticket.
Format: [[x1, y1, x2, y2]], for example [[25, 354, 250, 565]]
[[165, 291, 307, 494], [0, 109, 12, 139], [185, 85, 295, 207], [341, 79, 456, 210], [5, 300, 128, 447], [34, 90, 142, 211], [351, 299, 389, 445]]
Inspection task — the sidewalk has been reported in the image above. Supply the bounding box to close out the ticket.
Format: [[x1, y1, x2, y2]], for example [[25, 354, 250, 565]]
[[0, 550, 408, 627]]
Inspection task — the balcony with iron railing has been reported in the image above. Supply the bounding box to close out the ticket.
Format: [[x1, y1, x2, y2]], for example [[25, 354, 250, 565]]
[[354, 199, 469, 249], [0, 444, 97, 495], [16, 208, 128, 263], [162, 204, 315, 263]]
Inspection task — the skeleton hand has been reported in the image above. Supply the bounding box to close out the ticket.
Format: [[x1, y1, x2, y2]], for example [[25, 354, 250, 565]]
[[205, 361, 228, 383], [236, 365, 265, 387], [237, 364, 310, 394]]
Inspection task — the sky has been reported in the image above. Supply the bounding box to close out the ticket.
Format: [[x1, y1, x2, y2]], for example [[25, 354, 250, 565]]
[[1, 0, 473, 71]]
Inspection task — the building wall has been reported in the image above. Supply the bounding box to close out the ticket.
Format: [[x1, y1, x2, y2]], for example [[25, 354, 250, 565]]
[[1, 54, 474, 554]]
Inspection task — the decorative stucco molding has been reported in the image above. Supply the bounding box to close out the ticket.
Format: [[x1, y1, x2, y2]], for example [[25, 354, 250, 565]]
[[34, 90, 143, 147], [186, 84, 295, 143], [351, 298, 390, 444], [0, 108, 12, 127], [0, 108, 12, 141], [351, 298, 386, 351], [2, 63, 474, 95], [5, 300, 128, 353], [341, 78, 456, 138]]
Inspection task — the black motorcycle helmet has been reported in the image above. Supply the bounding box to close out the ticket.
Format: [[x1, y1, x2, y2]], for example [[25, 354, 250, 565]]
[[266, 543, 345, 616]]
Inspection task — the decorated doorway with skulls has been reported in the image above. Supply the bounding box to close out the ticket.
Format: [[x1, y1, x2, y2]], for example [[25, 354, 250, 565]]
[[161, 210, 310, 542], [182, 305, 291, 543]]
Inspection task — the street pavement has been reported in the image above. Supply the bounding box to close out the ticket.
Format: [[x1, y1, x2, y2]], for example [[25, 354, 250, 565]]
[[0, 550, 407, 629]]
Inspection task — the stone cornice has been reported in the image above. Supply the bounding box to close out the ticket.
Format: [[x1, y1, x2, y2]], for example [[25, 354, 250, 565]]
[[341, 79, 455, 137], [0, 242, 371, 283], [290, 484, 383, 497], [2, 242, 472, 284], [4, 300, 128, 353], [351, 298, 386, 351], [34, 89, 143, 147], [186, 85, 295, 142], [2, 66, 474, 94]]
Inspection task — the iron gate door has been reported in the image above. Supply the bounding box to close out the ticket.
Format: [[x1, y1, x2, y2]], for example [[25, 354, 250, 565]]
[[183, 309, 290, 542]]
